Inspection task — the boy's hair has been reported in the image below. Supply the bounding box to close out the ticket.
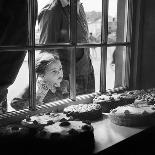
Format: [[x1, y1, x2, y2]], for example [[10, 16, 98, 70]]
[[35, 51, 60, 76]]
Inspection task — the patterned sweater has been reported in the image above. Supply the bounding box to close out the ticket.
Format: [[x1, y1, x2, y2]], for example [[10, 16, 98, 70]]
[[10, 80, 69, 110]]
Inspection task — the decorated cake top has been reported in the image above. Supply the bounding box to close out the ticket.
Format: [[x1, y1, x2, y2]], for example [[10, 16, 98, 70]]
[[37, 121, 93, 138], [110, 104, 155, 116], [64, 103, 101, 113], [93, 94, 122, 102], [22, 113, 71, 127]]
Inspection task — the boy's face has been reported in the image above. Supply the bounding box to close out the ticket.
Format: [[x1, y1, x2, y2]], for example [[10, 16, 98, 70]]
[[44, 60, 63, 88]]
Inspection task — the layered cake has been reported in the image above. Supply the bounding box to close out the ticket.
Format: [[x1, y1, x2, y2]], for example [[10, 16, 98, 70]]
[[21, 112, 72, 128], [63, 103, 102, 121], [109, 103, 155, 127], [35, 121, 95, 155]]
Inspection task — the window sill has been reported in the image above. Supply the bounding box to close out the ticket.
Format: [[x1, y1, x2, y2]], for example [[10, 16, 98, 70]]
[[0, 92, 97, 126]]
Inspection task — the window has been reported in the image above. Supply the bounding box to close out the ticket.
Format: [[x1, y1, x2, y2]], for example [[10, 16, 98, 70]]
[[1, 0, 133, 122]]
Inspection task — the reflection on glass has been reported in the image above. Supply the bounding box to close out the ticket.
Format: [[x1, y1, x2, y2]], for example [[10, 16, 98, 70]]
[[8, 52, 29, 112]]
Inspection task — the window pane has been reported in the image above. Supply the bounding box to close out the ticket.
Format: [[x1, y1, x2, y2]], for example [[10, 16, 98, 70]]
[[90, 47, 101, 92], [108, 0, 129, 43], [75, 48, 95, 95], [36, 0, 70, 44], [106, 46, 129, 89], [108, 0, 117, 43], [35, 50, 70, 104], [7, 52, 29, 112], [106, 47, 115, 89], [80, 0, 102, 43]]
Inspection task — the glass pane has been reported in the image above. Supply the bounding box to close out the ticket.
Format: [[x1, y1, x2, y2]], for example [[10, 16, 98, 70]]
[[80, 0, 102, 43], [108, 0, 117, 43], [36, 0, 70, 44], [7, 52, 29, 112], [35, 50, 70, 104], [108, 0, 129, 43], [106, 46, 129, 89], [106, 47, 115, 89], [90, 47, 101, 92], [75, 48, 96, 95]]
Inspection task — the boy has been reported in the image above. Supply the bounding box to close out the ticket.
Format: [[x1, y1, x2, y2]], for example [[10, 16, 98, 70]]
[[11, 52, 69, 110]]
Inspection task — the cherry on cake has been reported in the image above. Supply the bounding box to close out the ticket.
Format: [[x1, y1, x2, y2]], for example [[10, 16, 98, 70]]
[[63, 103, 102, 121]]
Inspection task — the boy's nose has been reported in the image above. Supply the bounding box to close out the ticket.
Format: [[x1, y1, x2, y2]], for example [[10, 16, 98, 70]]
[[59, 70, 63, 77]]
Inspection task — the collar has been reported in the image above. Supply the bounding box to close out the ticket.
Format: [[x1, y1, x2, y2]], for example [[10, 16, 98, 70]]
[[37, 77, 56, 93]]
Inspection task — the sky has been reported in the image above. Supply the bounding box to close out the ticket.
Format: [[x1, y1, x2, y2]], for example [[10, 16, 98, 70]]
[[38, 0, 117, 17]]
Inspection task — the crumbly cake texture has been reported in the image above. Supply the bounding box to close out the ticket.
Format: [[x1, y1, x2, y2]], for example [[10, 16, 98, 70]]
[[21, 112, 72, 128], [109, 103, 155, 127], [63, 103, 102, 121], [35, 121, 95, 155]]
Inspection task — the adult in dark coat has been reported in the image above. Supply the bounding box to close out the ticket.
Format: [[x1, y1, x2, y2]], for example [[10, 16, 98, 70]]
[[38, 0, 95, 95], [0, 0, 38, 113]]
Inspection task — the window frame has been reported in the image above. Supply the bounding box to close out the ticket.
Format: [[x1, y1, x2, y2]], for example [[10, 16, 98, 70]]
[[0, 0, 134, 126]]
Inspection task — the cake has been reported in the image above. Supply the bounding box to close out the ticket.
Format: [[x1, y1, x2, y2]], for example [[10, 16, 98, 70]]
[[93, 89, 152, 113], [0, 120, 95, 155], [0, 124, 38, 155], [109, 103, 155, 127], [106, 86, 127, 94], [135, 92, 155, 105], [35, 121, 95, 155], [21, 112, 72, 128], [0, 124, 34, 137], [93, 93, 135, 113], [63, 103, 102, 121]]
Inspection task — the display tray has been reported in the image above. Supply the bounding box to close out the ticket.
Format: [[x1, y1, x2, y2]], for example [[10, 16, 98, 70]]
[[0, 113, 149, 155], [92, 114, 146, 154]]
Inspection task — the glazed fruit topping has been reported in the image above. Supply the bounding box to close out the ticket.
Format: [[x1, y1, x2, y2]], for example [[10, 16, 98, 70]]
[[124, 110, 130, 115], [59, 121, 70, 127]]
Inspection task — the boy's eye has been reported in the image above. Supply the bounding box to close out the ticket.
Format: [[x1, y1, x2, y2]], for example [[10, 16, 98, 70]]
[[51, 70, 57, 74]]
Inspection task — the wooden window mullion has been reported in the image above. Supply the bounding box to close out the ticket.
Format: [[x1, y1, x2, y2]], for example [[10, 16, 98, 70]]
[[28, 0, 36, 110], [70, 0, 77, 100], [100, 0, 109, 93]]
